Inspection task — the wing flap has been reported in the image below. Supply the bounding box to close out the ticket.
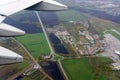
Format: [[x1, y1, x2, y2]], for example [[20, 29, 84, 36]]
[[0, 23, 25, 36], [0, 46, 23, 65]]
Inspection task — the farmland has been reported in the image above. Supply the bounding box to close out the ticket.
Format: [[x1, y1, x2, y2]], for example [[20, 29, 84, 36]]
[[61, 58, 112, 80], [16, 33, 50, 59], [90, 18, 120, 35], [56, 10, 90, 22]]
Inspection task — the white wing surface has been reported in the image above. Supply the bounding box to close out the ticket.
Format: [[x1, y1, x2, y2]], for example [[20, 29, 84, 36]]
[[0, 15, 6, 23], [0, 0, 42, 16], [0, 46, 23, 65]]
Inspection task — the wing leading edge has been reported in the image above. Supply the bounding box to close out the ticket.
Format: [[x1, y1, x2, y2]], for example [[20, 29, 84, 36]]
[[27, 0, 67, 11], [0, 0, 67, 36]]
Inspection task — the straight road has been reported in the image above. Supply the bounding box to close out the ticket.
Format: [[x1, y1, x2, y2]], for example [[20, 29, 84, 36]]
[[35, 11, 69, 80], [35, 11, 55, 56], [13, 38, 53, 80]]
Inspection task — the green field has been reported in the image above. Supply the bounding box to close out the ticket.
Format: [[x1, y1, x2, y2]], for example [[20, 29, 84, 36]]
[[21, 70, 43, 80], [56, 10, 89, 22], [107, 31, 120, 40], [62, 58, 108, 80], [94, 57, 112, 64], [62, 59, 93, 80], [90, 18, 120, 35], [21, 75, 42, 80], [16, 33, 50, 59]]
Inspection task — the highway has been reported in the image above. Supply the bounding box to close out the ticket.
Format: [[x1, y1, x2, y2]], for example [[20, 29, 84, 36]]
[[35, 11, 55, 56]]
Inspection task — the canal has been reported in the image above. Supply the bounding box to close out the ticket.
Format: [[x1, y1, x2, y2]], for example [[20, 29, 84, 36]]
[[39, 61, 64, 80], [49, 33, 69, 54]]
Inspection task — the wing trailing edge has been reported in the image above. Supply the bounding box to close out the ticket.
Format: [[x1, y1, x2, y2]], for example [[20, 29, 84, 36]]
[[0, 22, 25, 36], [27, 0, 68, 11], [0, 46, 23, 65]]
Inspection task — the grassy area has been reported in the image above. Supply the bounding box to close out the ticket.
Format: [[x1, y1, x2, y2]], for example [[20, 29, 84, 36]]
[[16, 33, 50, 59], [88, 21, 99, 34], [10, 10, 35, 21], [64, 44, 76, 57], [53, 55, 63, 61], [90, 57, 114, 80], [61, 58, 112, 80], [95, 57, 113, 64], [21, 70, 43, 80], [56, 0, 77, 7], [90, 18, 120, 35], [62, 59, 94, 80], [106, 31, 120, 40], [17, 61, 29, 70], [56, 10, 89, 22]]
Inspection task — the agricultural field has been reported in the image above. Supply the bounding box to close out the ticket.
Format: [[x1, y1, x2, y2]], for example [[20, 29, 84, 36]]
[[20, 70, 43, 80], [106, 31, 120, 40], [90, 18, 120, 35], [56, 10, 90, 22], [16, 33, 50, 59], [56, 0, 77, 7], [62, 59, 94, 80], [62, 58, 113, 80], [10, 10, 36, 22]]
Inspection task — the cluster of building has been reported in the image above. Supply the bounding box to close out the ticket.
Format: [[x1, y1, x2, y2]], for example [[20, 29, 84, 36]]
[[78, 30, 105, 55], [55, 29, 105, 56], [53, 23, 120, 70]]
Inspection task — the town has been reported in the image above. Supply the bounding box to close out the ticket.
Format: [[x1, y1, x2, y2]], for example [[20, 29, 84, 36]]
[[46, 21, 120, 70]]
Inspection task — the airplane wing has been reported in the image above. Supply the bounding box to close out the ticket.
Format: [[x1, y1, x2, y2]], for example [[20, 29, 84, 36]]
[[0, 0, 67, 65], [0, 46, 23, 65], [0, 0, 43, 36], [0, 15, 6, 23], [0, 0, 67, 36], [0, 0, 42, 16]]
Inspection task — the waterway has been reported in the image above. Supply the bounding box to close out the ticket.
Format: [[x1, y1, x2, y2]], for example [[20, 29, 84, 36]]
[[39, 61, 64, 80], [49, 33, 69, 54]]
